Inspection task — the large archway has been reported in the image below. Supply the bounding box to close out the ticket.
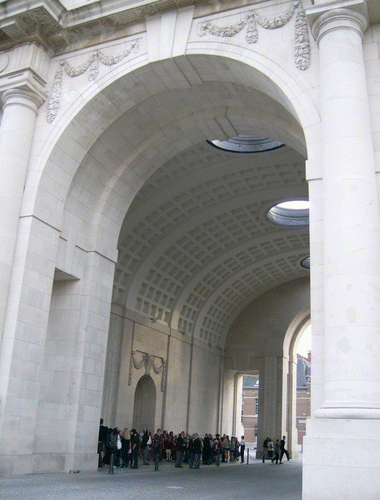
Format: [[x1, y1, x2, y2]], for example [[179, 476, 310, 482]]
[[0, 3, 321, 478], [2, 2, 380, 498]]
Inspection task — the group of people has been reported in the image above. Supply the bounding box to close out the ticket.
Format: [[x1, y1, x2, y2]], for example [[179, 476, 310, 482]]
[[262, 436, 290, 464], [98, 419, 247, 471]]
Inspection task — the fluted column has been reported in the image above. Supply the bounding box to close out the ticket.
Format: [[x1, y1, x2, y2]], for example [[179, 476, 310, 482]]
[[0, 89, 44, 335]]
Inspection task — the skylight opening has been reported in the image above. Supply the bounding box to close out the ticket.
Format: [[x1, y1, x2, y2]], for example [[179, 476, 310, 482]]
[[277, 200, 310, 210], [266, 199, 309, 228], [301, 257, 310, 269], [207, 134, 284, 153]]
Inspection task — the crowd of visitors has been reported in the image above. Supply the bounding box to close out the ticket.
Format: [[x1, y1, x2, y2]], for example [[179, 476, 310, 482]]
[[98, 419, 248, 471]]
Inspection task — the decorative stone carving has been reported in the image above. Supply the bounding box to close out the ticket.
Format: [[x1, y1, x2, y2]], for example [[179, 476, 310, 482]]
[[294, 3, 310, 71], [198, 0, 310, 71], [46, 40, 140, 123], [46, 63, 64, 124], [128, 350, 166, 392]]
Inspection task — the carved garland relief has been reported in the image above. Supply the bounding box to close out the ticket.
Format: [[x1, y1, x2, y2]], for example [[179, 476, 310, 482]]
[[46, 1, 310, 123], [46, 40, 140, 123], [128, 350, 167, 392], [197, 0, 310, 71]]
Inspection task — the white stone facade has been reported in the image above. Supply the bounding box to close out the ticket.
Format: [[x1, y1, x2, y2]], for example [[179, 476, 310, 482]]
[[0, 0, 379, 498]]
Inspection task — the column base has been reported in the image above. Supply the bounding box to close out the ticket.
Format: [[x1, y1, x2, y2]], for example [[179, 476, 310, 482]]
[[303, 418, 380, 500]]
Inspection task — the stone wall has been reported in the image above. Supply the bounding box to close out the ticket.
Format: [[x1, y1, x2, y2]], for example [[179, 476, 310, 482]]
[[102, 306, 224, 435]]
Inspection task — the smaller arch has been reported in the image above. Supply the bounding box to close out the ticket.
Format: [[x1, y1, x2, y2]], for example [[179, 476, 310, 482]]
[[283, 307, 311, 459], [283, 307, 310, 359], [133, 375, 157, 432]]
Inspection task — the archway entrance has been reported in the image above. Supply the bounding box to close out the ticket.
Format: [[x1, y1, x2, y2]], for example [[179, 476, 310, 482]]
[[0, 4, 319, 476], [133, 376, 157, 432]]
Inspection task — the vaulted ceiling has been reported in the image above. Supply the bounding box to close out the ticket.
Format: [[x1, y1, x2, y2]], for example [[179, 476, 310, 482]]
[[63, 57, 311, 349], [113, 136, 309, 348]]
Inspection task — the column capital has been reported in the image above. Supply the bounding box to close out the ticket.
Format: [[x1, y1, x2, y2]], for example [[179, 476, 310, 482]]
[[306, 1, 368, 44], [2, 88, 45, 114]]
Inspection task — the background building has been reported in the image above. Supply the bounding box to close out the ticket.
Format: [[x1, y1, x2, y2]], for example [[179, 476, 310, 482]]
[[241, 376, 259, 445], [296, 353, 311, 447], [242, 352, 311, 448]]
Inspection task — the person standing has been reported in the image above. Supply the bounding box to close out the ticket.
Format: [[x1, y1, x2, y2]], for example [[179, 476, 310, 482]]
[[120, 428, 130, 468], [98, 419, 108, 468], [152, 428, 163, 471], [262, 437, 269, 461], [141, 428, 150, 465], [213, 434, 222, 466], [203, 434, 211, 464], [188, 434, 194, 469], [272, 439, 280, 464], [280, 435, 290, 463], [193, 433, 202, 469], [267, 438, 274, 460], [175, 431, 186, 468], [130, 429, 140, 469], [239, 436, 246, 463], [222, 435, 230, 463]]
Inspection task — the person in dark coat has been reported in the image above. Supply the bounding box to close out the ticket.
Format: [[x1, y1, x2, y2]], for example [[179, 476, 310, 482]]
[[130, 429, 140, 469], [98, 419, 108, 468], [280, 435, 290, 463], [175, 431, 186, 468], [193, 433, 202, 469], [203, 434, 212, 464], [120, 428, 131, 468], [152, 428, 163, 471]]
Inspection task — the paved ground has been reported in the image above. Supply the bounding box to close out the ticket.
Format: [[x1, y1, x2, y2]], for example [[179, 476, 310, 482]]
[[0, 456, 302, 500]]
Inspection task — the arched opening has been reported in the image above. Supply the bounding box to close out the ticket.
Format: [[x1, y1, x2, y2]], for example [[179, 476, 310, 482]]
[[226, 279, 310, 459], [133, 376, 157, 432], [283, 308, 311, 459], [2, 27, 319, 474], [296, 325, 311, 451]]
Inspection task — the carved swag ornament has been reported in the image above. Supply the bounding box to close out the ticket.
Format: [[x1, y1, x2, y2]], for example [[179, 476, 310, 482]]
[[128, 350, 166, 392], [198, 0, 310, 71], [47, 39, 140, 123], [47, 1, 309, 123]]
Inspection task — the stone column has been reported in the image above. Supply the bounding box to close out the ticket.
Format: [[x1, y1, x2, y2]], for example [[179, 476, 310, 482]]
[[0, 88, 44, 334], [303, 4, 380, 499], [314, 7, 380, 420]]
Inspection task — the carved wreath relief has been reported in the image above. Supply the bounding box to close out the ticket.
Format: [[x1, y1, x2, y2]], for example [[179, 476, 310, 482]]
[[198, 0, 310, 71]]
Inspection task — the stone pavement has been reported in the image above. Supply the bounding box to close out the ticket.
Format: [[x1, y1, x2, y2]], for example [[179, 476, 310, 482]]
[[0, 456, 302, 500]]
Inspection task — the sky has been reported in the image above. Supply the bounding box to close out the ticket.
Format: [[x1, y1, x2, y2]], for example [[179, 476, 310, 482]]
[[297, 324, 311, 357]]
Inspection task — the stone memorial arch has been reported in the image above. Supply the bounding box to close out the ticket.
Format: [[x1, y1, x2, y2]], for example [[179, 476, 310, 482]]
[[0, 1, 379, 499]]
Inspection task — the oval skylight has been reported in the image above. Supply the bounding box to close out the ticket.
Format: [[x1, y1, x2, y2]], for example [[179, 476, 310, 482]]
[[207, 134, 284, 153], [301, 256, 310, 269], [266, 199, 309, 227]]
